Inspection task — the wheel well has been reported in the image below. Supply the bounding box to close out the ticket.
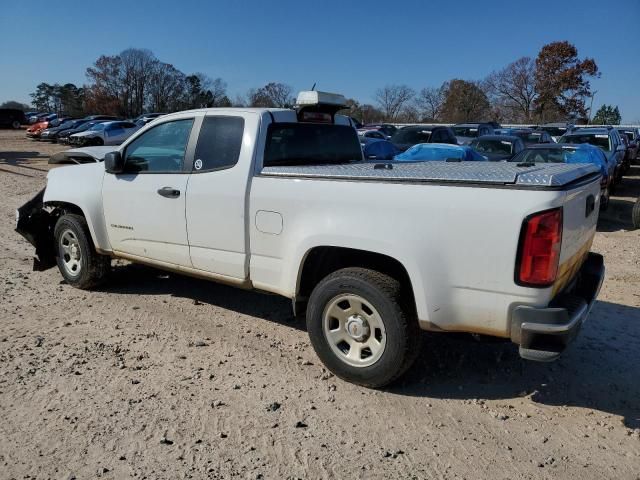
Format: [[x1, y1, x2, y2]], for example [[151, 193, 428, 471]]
[[46, 201, 85, 218], [296, 246, 415, 315]]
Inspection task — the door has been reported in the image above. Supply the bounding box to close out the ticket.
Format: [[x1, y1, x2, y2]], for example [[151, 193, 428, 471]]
[[185, 114, 254, 279], [102, 116, 198, 267]]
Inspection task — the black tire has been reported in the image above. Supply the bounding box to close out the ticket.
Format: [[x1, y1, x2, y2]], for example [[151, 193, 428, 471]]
[[54, 214, 110, 289], [306, 267, 420, 388], [600, 187, 610, 211], [11, 120, 21, 129], [632, 198, 640, 230]]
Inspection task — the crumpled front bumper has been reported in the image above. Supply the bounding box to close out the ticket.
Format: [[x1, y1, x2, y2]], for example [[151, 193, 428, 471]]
[[15, 189, 57, 271], [511, 253, 605, 362]]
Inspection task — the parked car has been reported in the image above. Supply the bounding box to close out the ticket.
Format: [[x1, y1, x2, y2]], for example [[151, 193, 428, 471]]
[[496, 128, 554, 146], [69, 121, 140, 146], [40, 119, 77, 141], [26, 120, 50, 138], [58, 119, 112, 144], [509, 144, 614, 210], [358, 129, 387, 146], [536, 122, 574, 142], [452, 123, 494, 145], [394, 143, 486, 162], [390, 125, 457, 152], [133, 113, 166, 126], [469, 135, 525, 161], [41, 119, 89, 142], [633, 197, 640, 229], [16, 90, 604, 387], [362, 123, 398, 139], [617, 128, 639, 161], [558, 127, 627, 182], [0, 108, 27, 129], [362, 139, 400, 160], [28, 112, 49, 124]]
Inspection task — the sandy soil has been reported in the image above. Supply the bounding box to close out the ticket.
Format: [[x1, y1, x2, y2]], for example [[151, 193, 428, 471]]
[[0, 128, 639, 480]]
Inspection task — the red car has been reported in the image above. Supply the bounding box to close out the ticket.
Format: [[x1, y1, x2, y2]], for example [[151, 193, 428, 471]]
[[26, 120, 49, 139]]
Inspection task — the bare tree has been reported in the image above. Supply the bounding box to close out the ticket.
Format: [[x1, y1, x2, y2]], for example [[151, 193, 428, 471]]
[[119, 48, 157, 117], [247, 82, 294, 108], [415, 84, 446, 121], [374, 85, 415, 121], [193, 73, 228, 107], [147, 62, 185, 112], [484, 57, 537, 122]]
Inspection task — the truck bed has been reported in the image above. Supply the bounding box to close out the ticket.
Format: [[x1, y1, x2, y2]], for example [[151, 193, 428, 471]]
[[261, 161, 600, 188]]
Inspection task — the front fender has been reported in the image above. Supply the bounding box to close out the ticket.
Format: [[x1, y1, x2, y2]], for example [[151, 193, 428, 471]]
[[43, 163, 111, 252]]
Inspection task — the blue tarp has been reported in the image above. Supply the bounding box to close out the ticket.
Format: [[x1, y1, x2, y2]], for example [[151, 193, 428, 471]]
[[394, 143, 486, 162]]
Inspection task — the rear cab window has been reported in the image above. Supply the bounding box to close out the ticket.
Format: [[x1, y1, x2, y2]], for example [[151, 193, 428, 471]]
[[264, 123, 363, 167]]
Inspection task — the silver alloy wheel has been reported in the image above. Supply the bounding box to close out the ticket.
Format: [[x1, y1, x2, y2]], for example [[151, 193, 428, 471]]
[[59, 229, 82, 277], [323, 294, 387, 368]]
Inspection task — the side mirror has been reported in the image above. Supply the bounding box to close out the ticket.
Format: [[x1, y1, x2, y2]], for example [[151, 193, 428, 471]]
[[104, 151, 124, 174]]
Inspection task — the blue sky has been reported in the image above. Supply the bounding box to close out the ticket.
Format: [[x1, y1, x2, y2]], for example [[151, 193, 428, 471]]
[[2, 0, 639, 121]]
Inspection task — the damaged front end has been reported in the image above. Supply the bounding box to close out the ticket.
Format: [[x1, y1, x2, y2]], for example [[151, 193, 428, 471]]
[[15, 189, 58, 271]]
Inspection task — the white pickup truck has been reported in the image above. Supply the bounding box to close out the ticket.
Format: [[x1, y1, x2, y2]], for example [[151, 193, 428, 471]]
[[16, 92, 605, 387]]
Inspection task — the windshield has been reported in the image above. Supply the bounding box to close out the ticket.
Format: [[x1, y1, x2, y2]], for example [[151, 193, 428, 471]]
[[471, 139, 513, 155], [619, 130, 635, 141], [538, 127, 566, 137], [57, 120, 75, 129], [391, 129, 431, 145], [452, 127, 478, 138], [89, 123, 107, 131], [559, 133, 610, 150], [264, 123, 362, 166], [514, 132, 541, 144]]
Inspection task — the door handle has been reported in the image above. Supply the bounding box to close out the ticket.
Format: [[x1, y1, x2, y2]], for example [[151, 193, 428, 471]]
[[157, 187, 181, 198]]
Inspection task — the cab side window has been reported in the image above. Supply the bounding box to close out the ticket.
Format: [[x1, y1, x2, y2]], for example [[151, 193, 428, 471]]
[[193, 116, 245, 172], [124, 119, 194, 173]]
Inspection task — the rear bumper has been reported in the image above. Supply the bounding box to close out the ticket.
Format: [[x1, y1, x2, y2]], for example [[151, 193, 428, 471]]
[[511, 253, 605, 361]]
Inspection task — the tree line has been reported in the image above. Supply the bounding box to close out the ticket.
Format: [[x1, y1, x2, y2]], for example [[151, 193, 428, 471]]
[[355, 41, 600, 124], [2, 40, 613, 124]]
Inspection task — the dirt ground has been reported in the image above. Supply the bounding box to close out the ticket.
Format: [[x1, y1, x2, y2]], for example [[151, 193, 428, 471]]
[[0, 128, 639, 480]]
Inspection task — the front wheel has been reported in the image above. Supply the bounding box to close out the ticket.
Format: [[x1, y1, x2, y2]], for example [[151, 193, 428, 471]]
[[306, 267, 420, 388], [11, 120, 21, 129], [54, 214, 111, 289]]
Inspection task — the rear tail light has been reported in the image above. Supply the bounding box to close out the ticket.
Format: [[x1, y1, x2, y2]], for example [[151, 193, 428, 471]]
[[516, 208, 563, 287]]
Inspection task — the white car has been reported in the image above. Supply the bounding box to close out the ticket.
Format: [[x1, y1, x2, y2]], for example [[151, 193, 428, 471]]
[[16, 91, 605, 387], [69, 121, 139, 147]]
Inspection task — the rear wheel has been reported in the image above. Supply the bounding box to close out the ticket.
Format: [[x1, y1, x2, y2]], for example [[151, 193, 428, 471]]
[[306, 267, 420, 388], [11, 120, 21, 129], [54, 214, 110, 289]]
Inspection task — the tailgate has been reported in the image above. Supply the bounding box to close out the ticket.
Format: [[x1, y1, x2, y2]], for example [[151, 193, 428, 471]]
[[553, 177, 601, 296]]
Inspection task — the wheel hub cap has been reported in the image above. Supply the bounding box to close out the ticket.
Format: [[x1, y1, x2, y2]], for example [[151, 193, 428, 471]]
[[323, 294, 387, 368], [346, 315, 370, 342]]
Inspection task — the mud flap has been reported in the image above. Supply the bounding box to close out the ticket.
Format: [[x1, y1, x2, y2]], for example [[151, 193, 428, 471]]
[[15, 189, 57, 271]]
